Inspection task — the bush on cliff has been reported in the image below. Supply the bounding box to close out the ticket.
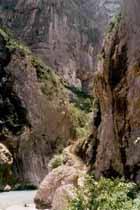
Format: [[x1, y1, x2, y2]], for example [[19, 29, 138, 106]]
[[67, 176, 140, 210]]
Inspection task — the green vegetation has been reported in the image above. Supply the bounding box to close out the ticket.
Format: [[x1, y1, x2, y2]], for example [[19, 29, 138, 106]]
[[32, 58, 93, 141], [54, 137, 67, 154], [0, 27, 30, 54], [0, 165, 17, 190], [65, 85, 93, 113], [48, 154, 64, 170], [107, 13, 122, 33], [0, 26, 93, 146], [32, 56, 59, 85], [65, 85, 93, 140], [0, 164, 37, 191], [68, 104, 91, 139], [32, 56, 66, 98], [0, 165, 7, 187], [68, 176, 140, 210]]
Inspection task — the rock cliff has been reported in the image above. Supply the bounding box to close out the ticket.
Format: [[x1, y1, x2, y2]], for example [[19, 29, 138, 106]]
[[0, 0, 120, 94], [76, 0, 140, 183], [0, 28, 93, 186]]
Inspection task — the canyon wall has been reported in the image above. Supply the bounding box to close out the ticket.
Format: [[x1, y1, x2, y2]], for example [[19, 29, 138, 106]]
[[77, 0, 140, 183], [0, 28, 93, 186], [0, 0, 120, 94]]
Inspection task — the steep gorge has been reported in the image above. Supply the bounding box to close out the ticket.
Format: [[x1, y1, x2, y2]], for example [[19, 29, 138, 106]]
[[0, 0, 120, 94], [0, 28, 93, 187], [1, 1, 140, 210]]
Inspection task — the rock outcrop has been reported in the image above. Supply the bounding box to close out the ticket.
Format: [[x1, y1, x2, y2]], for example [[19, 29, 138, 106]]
[[0, 143, 13, 165], [52, 184, 76, 210], [34, 165, 85, 209], [0, 0, 120, 94], [0, 143, 13, 189], [77, 0, 140, 183], [34, 143, 87, 209], [0, 28, 92, 185]]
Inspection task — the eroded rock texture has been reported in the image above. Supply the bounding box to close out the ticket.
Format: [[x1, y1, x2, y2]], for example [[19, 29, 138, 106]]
[[79, 0, 140, 183], [0, 33, 64, 185], [34, 165, 85, 209], [0, 29, 92, 186], [0, 0, 120, 94]]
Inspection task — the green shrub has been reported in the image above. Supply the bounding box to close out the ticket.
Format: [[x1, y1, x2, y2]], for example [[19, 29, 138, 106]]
[[65, 85, 93, 113], [48, 154, 64, 170], [68, 105, 91, 139], [107, 13, 121, 33], [32, 56, 66, 99], [0, 27, 30, 54], [0, 164, 17, 189], [67, 176, 140, 210]]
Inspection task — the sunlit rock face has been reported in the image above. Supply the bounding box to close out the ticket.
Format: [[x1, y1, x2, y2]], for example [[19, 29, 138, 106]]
[[0, 0, 120, 94], [76, 0, 140, 183], [0, 143, 13, 165]]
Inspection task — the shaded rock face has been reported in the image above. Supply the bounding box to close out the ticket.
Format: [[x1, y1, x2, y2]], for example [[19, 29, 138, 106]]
[[0, 0, 120, 94], [79, 0, 140, 183], [0, 29, 92, 185]]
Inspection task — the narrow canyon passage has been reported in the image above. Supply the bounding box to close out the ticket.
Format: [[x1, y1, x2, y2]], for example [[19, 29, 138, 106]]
[[2, 0, 140, 210]]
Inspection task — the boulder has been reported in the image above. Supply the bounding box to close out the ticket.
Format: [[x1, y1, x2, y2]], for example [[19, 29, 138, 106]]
[[34, 165, 84, 209], [52, 184, 76, 210], [4, 185, 12, 192]]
